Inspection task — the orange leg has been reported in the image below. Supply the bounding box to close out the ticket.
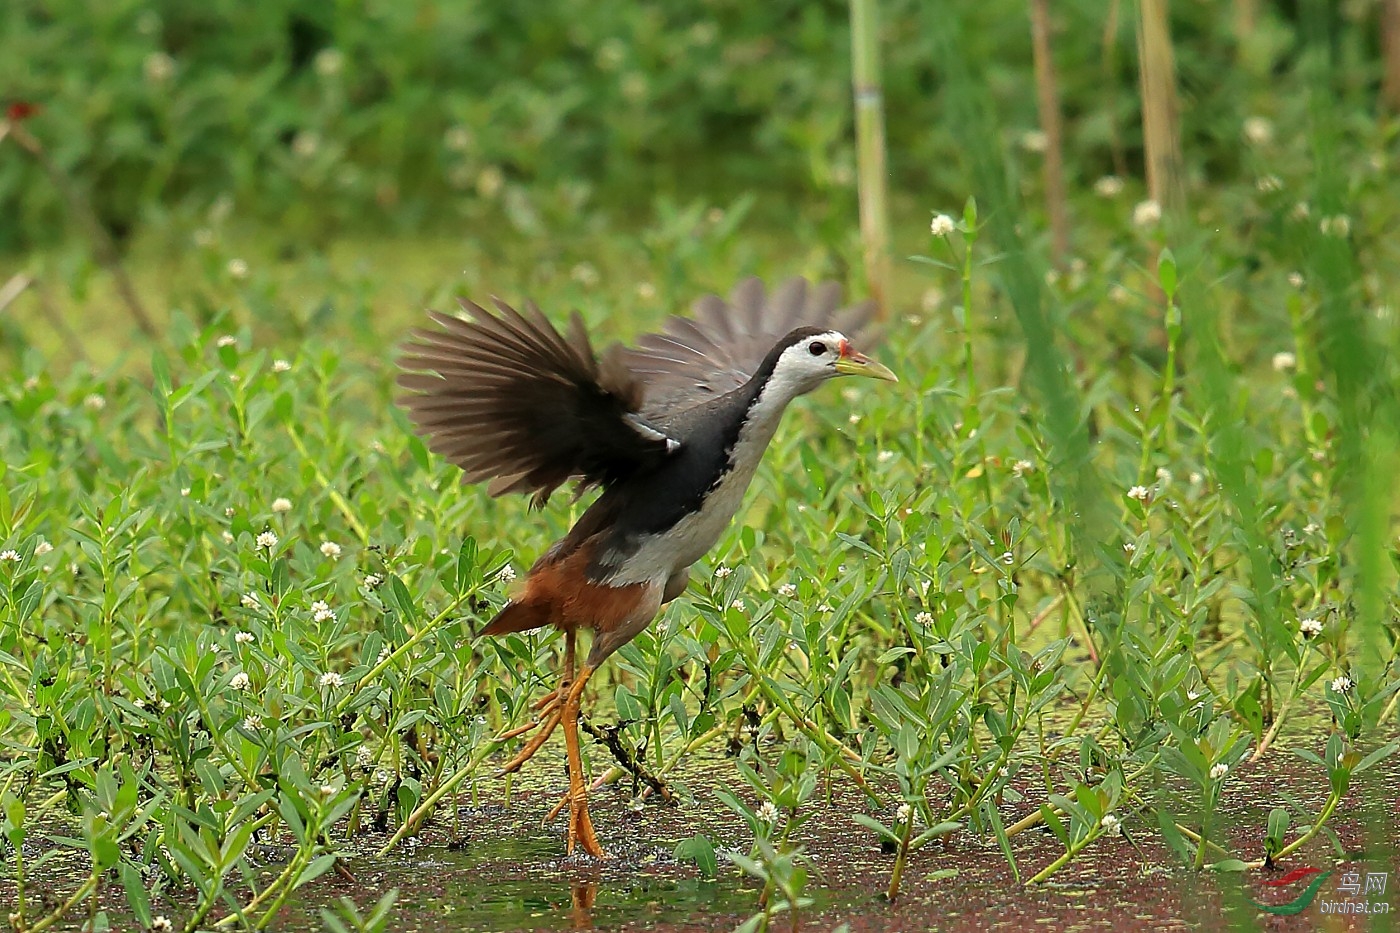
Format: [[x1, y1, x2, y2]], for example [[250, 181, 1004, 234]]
[[496, 629, 575, 774], [561, 664, 605, 857]]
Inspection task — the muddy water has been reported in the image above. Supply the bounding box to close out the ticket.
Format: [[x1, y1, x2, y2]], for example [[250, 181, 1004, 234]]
[[5, 716, 1397, 931]]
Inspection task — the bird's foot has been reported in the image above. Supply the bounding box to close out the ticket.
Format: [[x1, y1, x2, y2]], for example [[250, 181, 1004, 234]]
[[496, 706, 564, 775], [494, 689, 567, 742], [544, 789, 607, 858], [568, 790, 608, 859]]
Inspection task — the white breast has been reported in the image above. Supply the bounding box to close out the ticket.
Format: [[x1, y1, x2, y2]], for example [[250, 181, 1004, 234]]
[[606, 389, 790, 586]]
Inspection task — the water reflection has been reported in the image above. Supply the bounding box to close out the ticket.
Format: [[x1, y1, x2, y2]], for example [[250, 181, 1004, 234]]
[[569, 881, 597, 929]]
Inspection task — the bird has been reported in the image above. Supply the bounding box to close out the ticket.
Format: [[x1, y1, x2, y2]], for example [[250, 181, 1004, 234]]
[[396, 275, 897, 857]]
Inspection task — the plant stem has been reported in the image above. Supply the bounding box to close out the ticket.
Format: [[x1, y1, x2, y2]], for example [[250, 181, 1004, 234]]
[[849, 0, 891, 318]]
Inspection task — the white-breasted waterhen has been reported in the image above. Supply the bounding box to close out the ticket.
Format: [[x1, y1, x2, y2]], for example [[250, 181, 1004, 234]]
[[396, 276, 897, 857]]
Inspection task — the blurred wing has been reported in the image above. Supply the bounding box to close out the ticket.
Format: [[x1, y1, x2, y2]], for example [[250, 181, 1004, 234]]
[[397, 297, 678, 503], [624, 276, 877, 418]]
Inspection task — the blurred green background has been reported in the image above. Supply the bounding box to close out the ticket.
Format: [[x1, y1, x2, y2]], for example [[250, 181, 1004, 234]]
[[4, 1, 1391, 260]]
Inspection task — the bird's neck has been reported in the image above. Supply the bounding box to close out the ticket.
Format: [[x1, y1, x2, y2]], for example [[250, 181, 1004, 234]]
[[725, 366, 810, 467]]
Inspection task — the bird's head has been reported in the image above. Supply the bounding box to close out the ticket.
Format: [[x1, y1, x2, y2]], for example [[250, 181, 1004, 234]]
[[763, 327, 898, 401]]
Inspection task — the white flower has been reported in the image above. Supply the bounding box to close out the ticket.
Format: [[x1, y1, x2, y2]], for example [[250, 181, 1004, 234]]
[[914, 611, 933, 626], [151, 916, 174, 933], [1132, 199, 1162, 228], [1094, 175, 1124, 198], [311, 600, 334, 623], [920, 287, 944, 313], [242, 714, 262, 731], [0, 550, 19, 562], [1319, 215, 1351, 238], [1109, 284, 1132, 305], [729, 598, 746, 612], [1123, 542, 1137, 555], [1299, 617, 1323, 638], [255, 530, 278, 550], [363, 573, 383, 588], [877, 450, 894, 464], [1001, 551, 1014, 565], [1286, 272, 1305, 291], [227, 258, 250, 280], [817, 603, 834, 613], [896, 803, 912, 824], [356, 744, 375, 769], [216, 335, 237, 348], [221, 531, 235, 544], [443, 125, 473, 152], [271, 497, 292, 513], [143, 52, 175, 84], [570, 262, 599, 287], [1302, 522, 1319, 535], [314, 48, 344, 77], [1101, 813, 1123, 836], [1012, 459, 1034, 477], [319, 671, 344, 689], [272, 359, 292, 373], [377, 645, 392, 666], [498, 563, 517, 583], [1209, 762, 1229, 780], [636, 281, 657, 300], [1155, 467, 1172, 485], [234, 630, 254, 645], [1256, 174, 1283, 193], [1019, 129, 1048, 153], [230, 672, 251, 692], [848, 413, 860, 425], [756, 801, 780, 824], [1127, 485, 1150, 501], [713, 566, 732, 579], [319, 784, 337, 797], [240, 594, 259, 609], [35, 541, 53, 556], [83, 393, 107, 410], [777, 583, 797, 598], [476, 166, 504, 199], [929, 213, 956, 237], [320, 541, 342, 559], [291, 131, 320, 158], [1331, 674, 1354, 694], [1243, 116, 1273, 145]]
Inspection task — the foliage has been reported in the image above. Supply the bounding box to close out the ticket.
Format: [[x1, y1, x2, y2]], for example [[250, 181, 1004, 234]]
[[1, 1, 1399, 930]]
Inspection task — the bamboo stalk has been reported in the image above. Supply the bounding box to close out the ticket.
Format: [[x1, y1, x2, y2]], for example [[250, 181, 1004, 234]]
[[1383, 0, 1400, 112], [1029, 0, 1070, 264], [1234, 0, 1258, 43], [850, 0, 892, 319], [1137, 0, 1185, 212]]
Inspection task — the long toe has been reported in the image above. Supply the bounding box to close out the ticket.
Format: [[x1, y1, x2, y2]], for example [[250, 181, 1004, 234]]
[[497, 708, 563, 775]]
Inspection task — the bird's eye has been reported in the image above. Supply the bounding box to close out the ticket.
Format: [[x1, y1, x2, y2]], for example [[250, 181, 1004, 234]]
[[809, 341, 827, 356]]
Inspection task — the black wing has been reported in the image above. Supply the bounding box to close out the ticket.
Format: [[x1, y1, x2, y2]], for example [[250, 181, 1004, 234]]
[[623, 276, 877, 419], [397, 297, 678, 503]]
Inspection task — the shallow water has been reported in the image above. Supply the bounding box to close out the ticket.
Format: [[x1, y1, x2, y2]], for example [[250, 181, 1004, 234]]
[[5, 708, 1396, 932]]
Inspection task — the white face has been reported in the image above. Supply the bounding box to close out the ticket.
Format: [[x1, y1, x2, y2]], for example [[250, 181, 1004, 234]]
[[766, 330, 848, 400]]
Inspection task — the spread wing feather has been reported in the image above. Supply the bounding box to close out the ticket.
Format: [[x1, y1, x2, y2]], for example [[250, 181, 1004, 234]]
[[625, 276, 876, 418], [397, 298, 676, 503]]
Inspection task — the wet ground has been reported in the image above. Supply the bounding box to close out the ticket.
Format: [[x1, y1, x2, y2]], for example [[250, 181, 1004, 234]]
[[5, 721, 1397, 931]]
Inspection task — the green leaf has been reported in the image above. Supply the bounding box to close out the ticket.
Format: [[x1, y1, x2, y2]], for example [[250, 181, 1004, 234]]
[[1157, 248, 1177, 298], [673, 835, 718, 879], [120, 863, 153, 927], [1207, 858, 1248, 872]]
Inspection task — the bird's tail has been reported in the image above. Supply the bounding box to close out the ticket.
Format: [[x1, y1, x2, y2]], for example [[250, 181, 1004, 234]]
[[478, 600, 551, 637]]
